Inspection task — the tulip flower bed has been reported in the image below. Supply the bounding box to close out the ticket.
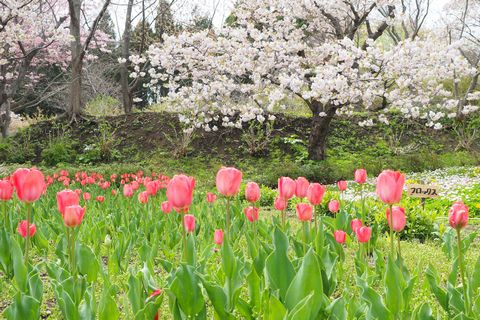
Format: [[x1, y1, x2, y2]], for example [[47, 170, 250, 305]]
[[0, 166, 479, 319]]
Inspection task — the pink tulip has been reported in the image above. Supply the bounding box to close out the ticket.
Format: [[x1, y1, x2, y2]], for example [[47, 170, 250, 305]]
[[306, 183, 326, 205], [274, 196, 286, 211], [83, 192, 91, 201], [206, 192, 217, 203], [337, 180, 347, 192], [138, 191, 149, 204], [57, 189, 80, 215], [146, 181, 157, 196], [183, 214, 195, 233], [17, 220, 36, 238], [244, 206, 259, 222], [354, 169, 367, 184], [245, 182, 260, 203], [111, 189, 117, 196], [350, 219, 363, 233], [123, 184, 134, 197], [214, 229, 224, 245], [334, 230, 346, 244], [166, 175, 195, 212], [216, 167, 242, 197], [63, 205, 85, 227], [386, 206, 407, 232], [278, 177, 296, 200], [0, 180, 14, 201], [12, 168, 46, 203], [376, 170, 405, 204], [296, 203, 313, 222], [356, 226, 372, 243], [449, 201, 469, 230], [328, 200, 340, 213], [161, 201, 172, 213], [95, 196, 105, 203], [295, 177, 309, 198]]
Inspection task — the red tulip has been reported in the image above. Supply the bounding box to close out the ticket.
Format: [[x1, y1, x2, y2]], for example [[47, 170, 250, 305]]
[[216, 167, 242, 197], [350, 219, 363, 233], [274, 196, 286, 211], [123, 184, 134, 197], [63, 205, 85, 227], [376, 170, 405, 204], [278, 177, 296, 200], [306, 183, 326, 206], [449, 201, 469, 230], [334, 230, 346, 244], [17, 220, 36, 238], [295, 177, 309, 198], [328, 200, 340, 213], [214, 229, 224, 245], [111, 189, 117, 196], [138, 191, 148, 204], [183, 214, 195, 233], [95, 196, 105, 203], [337, 180, 347, 192], [150, 289, 162, 320], [146, 181, 157, 196], [57, 189, 80, 215], [356, 226, 372, 243], [0, 179, 14, 201], [12, 168, 46, 203], [83, 192, 91, 201], [354, 169, 367, 184], [386, 206, 407, 232], [296, 203, 313, 221], [166, 175, 195, 212], [161, 201, 172, 213], [206, 192, 217, 203], [245, 182, 260, 203], [244, 206, 259, 222]]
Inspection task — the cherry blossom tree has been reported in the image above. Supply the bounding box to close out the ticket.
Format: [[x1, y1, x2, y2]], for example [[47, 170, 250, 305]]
[[133, 0, 476, 160], [0, 0, 71, 137]]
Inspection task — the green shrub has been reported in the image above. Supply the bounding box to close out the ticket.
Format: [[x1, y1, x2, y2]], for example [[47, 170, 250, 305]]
[[41, 138, 77, 166]]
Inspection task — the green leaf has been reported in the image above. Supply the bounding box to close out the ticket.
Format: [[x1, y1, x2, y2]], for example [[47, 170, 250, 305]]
[[4, 293, 41, 320], [75, 243, 99, 283], [356, 276, 392, 320], [265, 228, 295, 301], [169, 265, 205, 317], [202, 281, 230, 319], [98, 285, 120, 320], [11, 238, 27, 292], [413, 303, 434, 320], [425, 264, 448, 312], [266, 294, 287, 320], [385, 255, 404, 316], [326, 297, 347, 320], [247, 267, 261, 310], [285, 249, 324, 317], [287, 293, 315, 320]]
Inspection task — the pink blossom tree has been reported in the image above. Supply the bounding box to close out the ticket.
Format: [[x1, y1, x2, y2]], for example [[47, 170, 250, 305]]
[[133, 0, 476, 160], [0, 0, 71, 137]]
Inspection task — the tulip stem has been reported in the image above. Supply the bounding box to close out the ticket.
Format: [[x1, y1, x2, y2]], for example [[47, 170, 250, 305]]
[[302, 222, 307, 255], [3, 201, 8, 230], [313, 206, 317, 231], [389, 204, 395, 258], [24, 203, 32, 265], [253, 220, 257, 244], [397, 235, 402, 258], [360, 185, 365, 221], [281, 209, 285, 229], [225, 198, 231, 237], [182, 223, 187, 263], [456, 228, 470, 314]]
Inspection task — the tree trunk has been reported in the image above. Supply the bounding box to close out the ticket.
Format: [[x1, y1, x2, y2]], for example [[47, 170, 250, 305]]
[[307, 100, 336, 160], [120, 0, 134, 114], [0, 98, 11, 138], [68, 0, 83, 119]]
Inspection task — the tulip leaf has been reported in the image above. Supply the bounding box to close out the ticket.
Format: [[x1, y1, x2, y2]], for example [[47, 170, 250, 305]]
[[266, 228, 295, 301], [3, 292, 41, 320], [285, 249, 323, 316], [287, 292, 315, 320], [326, 297, 347, 320], [470, 256, 480, 294], [266, 294, 287, 320], [75, 243, 99, 283], [413, 303, 435, 320], [11, 238, 27, 292], [202, 281, 230, 319], [385, 255, 404, 316], [356, 276, 392, 320], [169, 265, 205, 317], [425, 265, 448, 311]]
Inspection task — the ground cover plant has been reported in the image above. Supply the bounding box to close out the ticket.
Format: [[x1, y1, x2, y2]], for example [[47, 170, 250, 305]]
[[0, 165, 479, 319]]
